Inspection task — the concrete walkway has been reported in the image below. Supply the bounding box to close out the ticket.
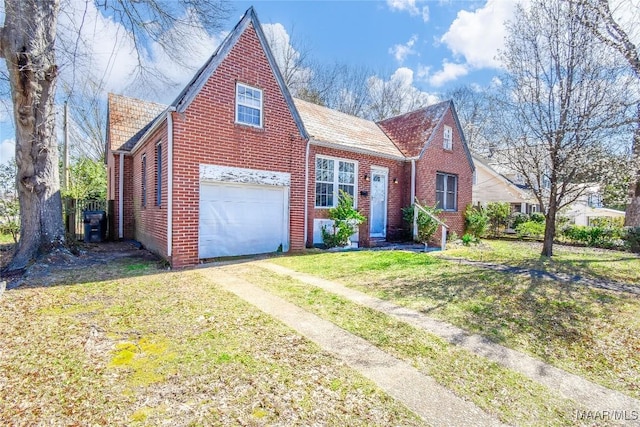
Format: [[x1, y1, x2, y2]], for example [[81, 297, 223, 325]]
[[199, 266, 506, 427], [256, 261, 640, 423]]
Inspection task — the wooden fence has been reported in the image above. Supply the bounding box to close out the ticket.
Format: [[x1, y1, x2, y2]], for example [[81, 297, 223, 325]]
[[63, 198, 110, 241]]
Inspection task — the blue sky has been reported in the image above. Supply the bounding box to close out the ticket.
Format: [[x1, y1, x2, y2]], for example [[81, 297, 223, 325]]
[[0, 0, 517, 164]]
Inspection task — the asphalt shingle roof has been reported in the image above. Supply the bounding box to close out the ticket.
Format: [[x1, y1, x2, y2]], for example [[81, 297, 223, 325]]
[[293, 98, 405, 159], [107, 93, 167, 151], [377, 101, 450, 158]]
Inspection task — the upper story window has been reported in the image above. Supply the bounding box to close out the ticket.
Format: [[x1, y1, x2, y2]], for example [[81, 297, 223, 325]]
[[236, 83, 263, 127], [436, 172, 457, 211], [315, 156, 356, 208], [443, 125, 453, 150]]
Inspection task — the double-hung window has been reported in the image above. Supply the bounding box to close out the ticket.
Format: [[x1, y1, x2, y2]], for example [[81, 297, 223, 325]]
[[236, 83, 263, 127], [315, 156, 356, 207], [443, 125, 453, 150], [436, 172, 457, 211]]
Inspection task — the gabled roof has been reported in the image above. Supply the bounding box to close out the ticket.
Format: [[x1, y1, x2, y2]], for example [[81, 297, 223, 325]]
[[472, 153, 532, 198], [170, 7, 307, 139], [107, 93, 167, 151], [294, 98, 405, 159], [377, 101, 450, 158]]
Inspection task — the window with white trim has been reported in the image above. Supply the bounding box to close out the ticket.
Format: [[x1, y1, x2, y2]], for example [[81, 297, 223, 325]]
[[436, 172, 457, 211], [315, 156, 356, 207], [236, 83, 263, 127], [443, 125, 453, 150]]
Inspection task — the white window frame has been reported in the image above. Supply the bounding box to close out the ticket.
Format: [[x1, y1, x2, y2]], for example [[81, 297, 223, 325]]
[[436, 172, 458, 211], [235, 83, 263, 128], [315, 155, 358, 209], [443, 125, 453, 150]]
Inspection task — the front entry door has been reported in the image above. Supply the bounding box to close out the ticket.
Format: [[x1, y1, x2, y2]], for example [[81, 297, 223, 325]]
[[370, 167, 388, 238]]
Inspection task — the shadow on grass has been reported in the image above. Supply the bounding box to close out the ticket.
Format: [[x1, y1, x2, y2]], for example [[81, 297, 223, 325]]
[[1, 241, 170, 291], [360, 264, 610, 362]]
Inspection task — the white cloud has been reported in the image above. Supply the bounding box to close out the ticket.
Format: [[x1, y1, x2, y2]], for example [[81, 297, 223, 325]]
[[386, 0, 430, 22], [56, 2, 224, 102], [427, 61, 469, 87], [440, 0, 517, 69], [389, 35, 419, 63], [368, 67, 439, 113], [262, 23, 312, 91], [0, 139, 15, 165]]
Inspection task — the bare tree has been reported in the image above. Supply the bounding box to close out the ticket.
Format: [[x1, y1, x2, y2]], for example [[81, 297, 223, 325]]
[[498, 0, 634, 257], [444, 85, 497, 155], [62, 79, 106, 162], [575, 0, 640, 226], [0, 0, 229, 271], [263, 23, 312, 98]]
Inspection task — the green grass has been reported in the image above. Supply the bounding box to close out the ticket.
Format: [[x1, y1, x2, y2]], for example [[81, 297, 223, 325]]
[[0, 233, 15, 244], [441, 240, 640, 285], [0, 261, 424, 426], [271, 246, 640, 400], [237, 265, 585, 426]]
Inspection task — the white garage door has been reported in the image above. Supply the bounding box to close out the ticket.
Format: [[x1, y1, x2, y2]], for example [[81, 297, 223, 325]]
[[199, 182, 289, 259]]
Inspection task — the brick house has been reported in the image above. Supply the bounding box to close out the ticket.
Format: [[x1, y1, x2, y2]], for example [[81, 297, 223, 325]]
[[106, 8, 474, 267]]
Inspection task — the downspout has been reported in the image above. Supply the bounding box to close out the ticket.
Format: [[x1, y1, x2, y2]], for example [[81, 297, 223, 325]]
[[410, 159, 416, 205], [411, 159, 417, 241], [167, 108, 175, 258], [118, 153, 124, 239], [303, 138, 310, 247]]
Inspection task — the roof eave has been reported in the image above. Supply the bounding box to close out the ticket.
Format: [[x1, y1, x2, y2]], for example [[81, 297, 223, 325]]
[[309, 138, 407, 161]]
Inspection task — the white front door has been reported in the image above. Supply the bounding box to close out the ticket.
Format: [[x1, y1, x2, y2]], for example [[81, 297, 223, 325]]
[[370, 167, 388, 238]]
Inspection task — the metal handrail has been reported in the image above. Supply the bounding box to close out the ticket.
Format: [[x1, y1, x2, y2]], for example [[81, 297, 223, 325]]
[[413, 199, 448, 251]]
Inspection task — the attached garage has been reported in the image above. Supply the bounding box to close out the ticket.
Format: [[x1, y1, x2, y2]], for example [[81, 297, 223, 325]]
[[198, 164, 290, 259]]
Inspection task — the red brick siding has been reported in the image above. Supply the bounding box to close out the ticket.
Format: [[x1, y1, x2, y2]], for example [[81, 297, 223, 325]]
[[130, 122, 169, 258], [106, 151, 118, 239], [414, 108, 473, 241], [170, 23, 306, 267], [308, 145, 409, 247]]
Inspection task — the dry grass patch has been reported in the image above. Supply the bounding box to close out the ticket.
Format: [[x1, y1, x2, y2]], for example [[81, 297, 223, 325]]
[[0, 259, 424, 426]]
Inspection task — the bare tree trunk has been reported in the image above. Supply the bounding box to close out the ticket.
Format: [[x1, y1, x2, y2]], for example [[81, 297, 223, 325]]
[[624, 105, 640, 226], [1, 0, 65, 271]]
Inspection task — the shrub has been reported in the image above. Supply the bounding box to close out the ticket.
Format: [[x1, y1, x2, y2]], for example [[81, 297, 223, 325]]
[[510, 212, 529, 229], [485, 202, 510, 237], [529, 212, 545, 223], [464, 205, 488, 238], [515, 221, 545, 239], [402, 202, 442, 245], [561, 224, 625, 248], [321, 191, 366, 248], [589, 217, 625, 228], [461, 233, 479, 246]]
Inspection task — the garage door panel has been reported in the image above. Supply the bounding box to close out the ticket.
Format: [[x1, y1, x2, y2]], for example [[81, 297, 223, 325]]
[[199, 182, 288, 258]]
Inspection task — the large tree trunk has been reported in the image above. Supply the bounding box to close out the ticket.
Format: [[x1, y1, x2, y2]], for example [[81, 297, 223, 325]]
[[624, 105, 640, 227], [542, 201, 557, 257], [1, 0, 64, 271]]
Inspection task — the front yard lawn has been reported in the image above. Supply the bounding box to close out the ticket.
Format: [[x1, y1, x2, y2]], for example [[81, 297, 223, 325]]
[[271, 241, 640, 401], [0, 260, 424, 426], [234, 264, 582, 426]]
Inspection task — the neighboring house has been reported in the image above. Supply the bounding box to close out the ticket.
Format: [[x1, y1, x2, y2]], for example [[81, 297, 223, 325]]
[[563, 185, 626, 226], [472, 154, 540, 214], [105, 8, 474, 267]]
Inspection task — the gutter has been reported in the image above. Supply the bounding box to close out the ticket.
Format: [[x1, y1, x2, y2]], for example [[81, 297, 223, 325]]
[[118, 153, 124, 239], [167, 107, 175, 258], [304, 138, 310, 248], [309, 138, 406, 162]]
